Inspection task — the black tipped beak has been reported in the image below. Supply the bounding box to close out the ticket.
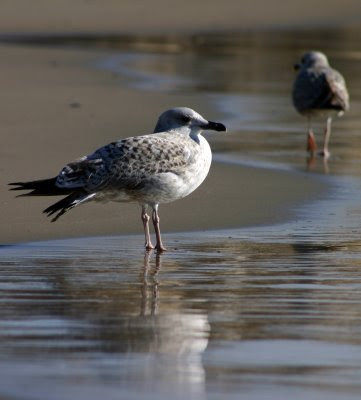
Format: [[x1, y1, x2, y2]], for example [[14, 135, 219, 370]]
[[204, 120, 227, 132], [294, 63, 300, 71]]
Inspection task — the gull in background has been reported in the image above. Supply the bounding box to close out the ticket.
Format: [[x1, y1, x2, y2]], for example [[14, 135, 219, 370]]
[[292, 51, 349, 158], [10, 107, 226, 251]]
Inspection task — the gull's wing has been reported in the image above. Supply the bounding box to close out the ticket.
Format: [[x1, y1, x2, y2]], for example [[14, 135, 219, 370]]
[[293, 66, 349, 113], [55, 134, 193, 192], [325, 68, 349, 112]]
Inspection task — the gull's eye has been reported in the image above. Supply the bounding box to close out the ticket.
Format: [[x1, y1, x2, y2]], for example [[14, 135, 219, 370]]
[[181, 115, 192, 124]]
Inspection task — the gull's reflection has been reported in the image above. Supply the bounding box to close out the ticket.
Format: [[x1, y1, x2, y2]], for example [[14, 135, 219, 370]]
[[0, 243, 211, 399], [140, 250, 160, 316], [133, 251, 210, 399], [306, 154, 330, 174]]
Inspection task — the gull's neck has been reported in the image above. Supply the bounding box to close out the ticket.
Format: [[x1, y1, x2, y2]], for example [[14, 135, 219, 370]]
[[173, 126, 202, 144]]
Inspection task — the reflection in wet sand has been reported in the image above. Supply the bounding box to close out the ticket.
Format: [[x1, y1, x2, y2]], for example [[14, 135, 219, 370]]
[[0, 245, 210, 399], [1, 223, 361, 399], [140, 251, 160, 316]]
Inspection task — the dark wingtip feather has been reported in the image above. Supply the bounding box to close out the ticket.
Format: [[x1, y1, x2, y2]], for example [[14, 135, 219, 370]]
[[10, 178, 92, 222], [43, 205, 67, 222], [8, 177, 72, 196], [50, 209, 67, 222], [9, 182, 28, 191], [42, 191, 89, 222]]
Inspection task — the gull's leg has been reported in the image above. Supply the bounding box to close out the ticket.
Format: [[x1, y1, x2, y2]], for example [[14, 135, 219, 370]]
[[321, 117, 332, 159], [307, 117, 317, 154], [152, 204, 167, 252], [141, 205, 154, 250]]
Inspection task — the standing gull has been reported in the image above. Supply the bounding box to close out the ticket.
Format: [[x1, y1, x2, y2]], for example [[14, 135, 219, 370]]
[[9, 107, 226, 251], [292, 51, 349, 158]]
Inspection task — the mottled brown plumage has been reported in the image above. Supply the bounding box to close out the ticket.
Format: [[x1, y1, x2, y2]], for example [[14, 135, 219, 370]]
[[292, 51, 349, 158]]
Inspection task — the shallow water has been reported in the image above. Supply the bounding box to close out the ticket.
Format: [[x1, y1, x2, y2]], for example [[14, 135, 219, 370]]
[[2, 29, 361, 399]]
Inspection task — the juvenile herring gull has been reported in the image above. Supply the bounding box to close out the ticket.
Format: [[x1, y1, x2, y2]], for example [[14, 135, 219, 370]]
[[10, 107, 226, 251], [292, 51, 349, 158]]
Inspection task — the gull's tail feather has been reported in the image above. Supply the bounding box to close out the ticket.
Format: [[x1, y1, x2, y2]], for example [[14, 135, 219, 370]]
[[8, 178, 72, 196], [9, 177, 95, 222], [43, 191, 96, 222]]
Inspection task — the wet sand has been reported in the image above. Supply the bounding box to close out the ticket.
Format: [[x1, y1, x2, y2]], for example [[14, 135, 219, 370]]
[[0, 0, 361, 34], [0, 42, 328, 244]]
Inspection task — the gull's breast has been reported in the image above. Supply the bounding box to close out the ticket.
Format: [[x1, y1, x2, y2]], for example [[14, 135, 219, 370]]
[[135, 135, 212, 205]]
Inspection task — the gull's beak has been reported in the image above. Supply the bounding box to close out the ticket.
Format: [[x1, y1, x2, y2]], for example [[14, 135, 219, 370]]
[[294, 63, 300, 71], [203, 120, 227, 132]]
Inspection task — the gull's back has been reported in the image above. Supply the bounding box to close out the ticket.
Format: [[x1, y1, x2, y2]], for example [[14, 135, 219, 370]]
[[292, 51, 349, 116]]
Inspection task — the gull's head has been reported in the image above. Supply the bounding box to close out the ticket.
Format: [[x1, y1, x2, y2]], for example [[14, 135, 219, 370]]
[[294, 51, 330, 71], [153, 107, 226, 135]]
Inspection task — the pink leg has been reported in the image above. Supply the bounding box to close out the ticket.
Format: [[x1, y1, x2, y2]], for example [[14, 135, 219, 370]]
[[152, 205, 167, 252], [306, 117, 317, 154], [307, 130, 317, 154], [141, 206, 154, 250]]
